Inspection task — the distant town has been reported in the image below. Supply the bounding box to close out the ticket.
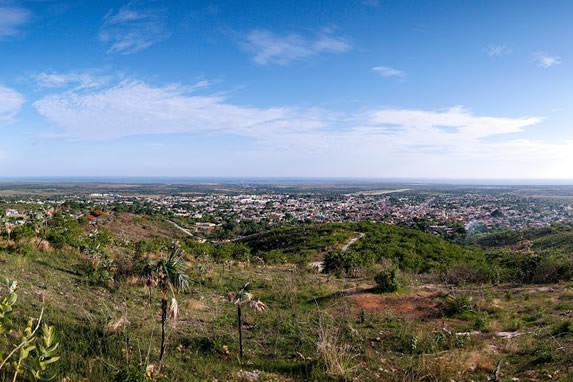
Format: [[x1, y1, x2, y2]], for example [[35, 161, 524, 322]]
[[2, 182, 573, 238]]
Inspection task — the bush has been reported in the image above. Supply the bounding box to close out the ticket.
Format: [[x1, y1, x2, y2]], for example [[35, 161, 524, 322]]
[[374, 267, 399, 293], [553, 320, 573, 336], [440, 263, 499, 285], [323, 250, 367, 276], [441, 294, 475, 317]]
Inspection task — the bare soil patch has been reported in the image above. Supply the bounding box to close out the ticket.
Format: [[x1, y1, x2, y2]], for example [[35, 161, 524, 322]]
[[346, 290, 442, 319]]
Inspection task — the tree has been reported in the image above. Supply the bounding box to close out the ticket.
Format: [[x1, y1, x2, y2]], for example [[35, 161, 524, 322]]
[[228, 282, 266, 362], [144, 245, 190, 363]]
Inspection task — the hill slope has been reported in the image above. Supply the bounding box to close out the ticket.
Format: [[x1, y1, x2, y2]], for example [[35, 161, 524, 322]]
[[474, 224, 573, 253], [240, 222, 485, 273]]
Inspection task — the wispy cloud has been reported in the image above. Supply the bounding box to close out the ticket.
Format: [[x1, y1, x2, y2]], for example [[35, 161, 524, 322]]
[[0, 5, 31, 39], [33, 76, 573, 178], [34, 72, 109, 90], [0, 84, 25, 123], [487, 44, 511, 57], [99, 2, 169, 54], [242, 29, 351, 65], [31, 79, 541, 144], [534, 52, 561, 68], [275, 107, 555, 178], [372, 65, 406, 78], [33, 80, 325, 139], [367, 106, 540, 141]]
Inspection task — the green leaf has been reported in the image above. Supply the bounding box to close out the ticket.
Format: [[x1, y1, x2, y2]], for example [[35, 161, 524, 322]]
[[40, 356, 60, 367], [38, 373, 57, 381], [20, 344, 36, 359], [7, 293, 17, 306]]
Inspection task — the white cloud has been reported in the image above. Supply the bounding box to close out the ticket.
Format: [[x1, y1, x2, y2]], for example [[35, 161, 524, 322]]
[[99, 2, 168, 54], [368, 106, 540, 140], [487, 44, 511, 57], [33, 77, 573, 178], [534, 52, 561, 68], [34, 72, 109, 90], [31, 80, 541, 144], [33, 80, 326, 139], [255, 107, 566, 179], [0, 6, 30, 38], [243, 29, 351, 65], [0, 84, 25, 123], [372, 65, 405, 78]]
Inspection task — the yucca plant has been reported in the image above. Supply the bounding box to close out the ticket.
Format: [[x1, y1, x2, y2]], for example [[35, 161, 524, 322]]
[[144, 245, 190, 363], [228, 282, 266, 361]]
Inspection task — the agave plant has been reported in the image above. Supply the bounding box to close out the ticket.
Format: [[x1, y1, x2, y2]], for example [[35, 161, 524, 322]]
[[228, 282, 266, 361]]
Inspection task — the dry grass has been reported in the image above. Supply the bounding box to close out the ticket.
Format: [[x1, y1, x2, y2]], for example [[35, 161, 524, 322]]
[[31, 237, 53, 252], [403, 349, 496, 381], [104, 315, 130, 334], [317, 310, 359, 380], [99, 212, 185, 241]]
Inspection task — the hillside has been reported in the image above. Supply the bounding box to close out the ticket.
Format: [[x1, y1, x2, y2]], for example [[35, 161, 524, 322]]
[[240, 222, 486, 273], [3, 219, 573, 380], [96, 212, 186, 242], [239, 223, 355, 256], [474, 224, 573, 253]]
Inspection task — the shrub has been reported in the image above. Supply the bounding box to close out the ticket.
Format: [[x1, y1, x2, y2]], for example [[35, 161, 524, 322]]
[[441, 294, 475, 318], [440, 263, 499, 285], [553, 320, 573, 336], [374, 267, 399, 293], [323, 250, 366, 276]]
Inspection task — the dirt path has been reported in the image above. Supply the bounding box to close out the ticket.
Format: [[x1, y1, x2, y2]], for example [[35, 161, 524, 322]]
[[309, 232, 365, 272], [341, 232, 365, 251], [168, 221, 205, 241]]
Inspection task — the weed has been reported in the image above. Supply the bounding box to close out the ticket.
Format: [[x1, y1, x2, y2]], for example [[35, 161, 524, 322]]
[[317, 310, 358, 380]]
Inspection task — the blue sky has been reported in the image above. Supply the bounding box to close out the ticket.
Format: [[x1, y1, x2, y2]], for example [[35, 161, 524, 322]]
[[1, 0, 572, 179]]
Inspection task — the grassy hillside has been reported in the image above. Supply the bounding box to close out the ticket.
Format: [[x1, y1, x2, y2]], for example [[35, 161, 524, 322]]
[[96, 212, 186, 242], [3, 220, 573, 380], [474, 224, 573, 253], [3, 241, 573, 381]]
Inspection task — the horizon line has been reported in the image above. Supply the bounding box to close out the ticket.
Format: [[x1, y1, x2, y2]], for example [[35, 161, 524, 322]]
[[1, 176, 573, 186]]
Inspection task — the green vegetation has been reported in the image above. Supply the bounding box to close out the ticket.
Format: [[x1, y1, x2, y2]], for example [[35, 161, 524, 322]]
[[0, 280, 60, 381], [3, 208, 573, 380], [228, 282, 267, 362], [239, 223, 354, 264], [143, 246, 190, 363], [374, 267, 399, 293]]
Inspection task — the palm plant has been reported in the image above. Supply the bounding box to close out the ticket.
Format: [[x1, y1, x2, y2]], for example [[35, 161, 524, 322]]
[[145, 245, 190, 363], [1, 218, 14, 241], [228, 282, 266, 361]]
